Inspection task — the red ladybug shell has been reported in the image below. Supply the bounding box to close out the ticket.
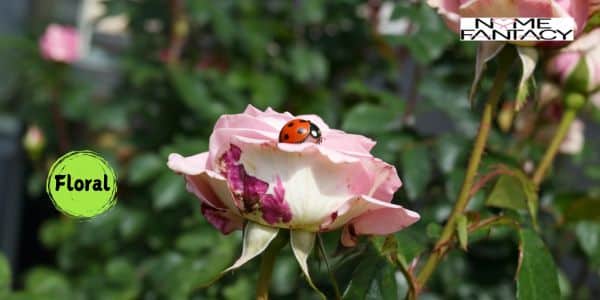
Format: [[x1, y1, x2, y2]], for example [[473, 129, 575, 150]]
[[279, 119, 322, 144]]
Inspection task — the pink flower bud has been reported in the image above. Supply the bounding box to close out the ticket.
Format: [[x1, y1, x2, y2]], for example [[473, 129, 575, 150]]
[[427, 0, 590, 43], [39, 24, 81, 63], [547, 28, 600, 93], [23, 125, 46, 160]]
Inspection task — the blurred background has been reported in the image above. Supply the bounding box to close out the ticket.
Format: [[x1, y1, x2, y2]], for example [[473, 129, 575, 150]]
[[0, 0, 599, 299]]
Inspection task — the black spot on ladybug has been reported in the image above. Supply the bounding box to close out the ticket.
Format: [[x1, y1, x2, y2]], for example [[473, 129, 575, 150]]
[[299, 120, 309, 123], [283, 134, 289, 140], [287, 122, 294, 127]]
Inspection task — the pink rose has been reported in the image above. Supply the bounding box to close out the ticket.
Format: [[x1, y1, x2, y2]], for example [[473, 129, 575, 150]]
[[167, 105, 419, 246], [547, 28, 600, 92], [427, 0, 590, 37], [39, 24, 81, 63]]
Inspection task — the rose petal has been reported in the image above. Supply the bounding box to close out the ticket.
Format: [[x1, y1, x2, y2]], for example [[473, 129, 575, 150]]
[[201, 203, 243, 234], [323, 194, 419, 232], [167, 152, 239, 211]]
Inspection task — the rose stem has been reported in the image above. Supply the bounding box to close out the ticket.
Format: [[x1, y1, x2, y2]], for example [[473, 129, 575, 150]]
[[414, 49, 514, 294], [256, 232, 288, 300], [532, 98, 581, 185]]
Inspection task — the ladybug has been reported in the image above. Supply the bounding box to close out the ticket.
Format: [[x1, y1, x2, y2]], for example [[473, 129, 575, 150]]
[[278, 119, 322, 144]]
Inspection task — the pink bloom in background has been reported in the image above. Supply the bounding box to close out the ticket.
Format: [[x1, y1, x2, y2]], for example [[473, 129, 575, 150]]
[[427, 0, 590, 39], [559, 118, 585, 154], [548, 28, 600, 92], [167, 105, 419, 246], [39, 24, 81, 63]]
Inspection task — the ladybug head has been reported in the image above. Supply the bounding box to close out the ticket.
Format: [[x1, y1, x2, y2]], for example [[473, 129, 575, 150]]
[[308, 122, 322, 143]]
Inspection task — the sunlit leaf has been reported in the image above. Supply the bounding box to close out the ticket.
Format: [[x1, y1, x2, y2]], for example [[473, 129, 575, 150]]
[[517, 229, 560, 300], [342, 103, 399, 135]]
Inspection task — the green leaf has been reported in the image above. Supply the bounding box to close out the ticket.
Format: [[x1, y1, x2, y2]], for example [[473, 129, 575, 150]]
[[343, 254, 398, 300], [271, 256, 299, 295], [563, 197, 600, 222], [485, 171, 538, 227], [394, 227, 427, 267], [288, 46, 329, 83], [469, 42, 505, 105], [426, 222, 442, 239], [24, 268, 72, 299], [223, 278, 252, 300], [575, 221, 600, 266], [342, 104, 398, 135], [435, 134, 465, 174], [249, 73, 285, 108], [168, 66, 226, 121], [456, 214, 468, 251], [39, 219, 75, 249], [0, 253, 10, 296], [515, 47, 538, 110], [401, 145, 432, 200], [152, 172, 186, 210], [385, 3, 455, 64], [128, 154, 163, 185], [486, 175, 529, 211], [517, 229, 560, 300]]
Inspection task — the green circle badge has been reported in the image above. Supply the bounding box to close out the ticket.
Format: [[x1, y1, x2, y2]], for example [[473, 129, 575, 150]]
[[46, 150, 118, 218]]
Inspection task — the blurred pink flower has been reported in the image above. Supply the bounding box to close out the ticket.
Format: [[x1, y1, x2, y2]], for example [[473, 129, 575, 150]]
[[167, 105, 419, 246], [559, 118, 585, 154], [547, 28, 600, 92], [39, 24, 80, 63], [427, 0, 590, 39], [22, 125, 45, 160]]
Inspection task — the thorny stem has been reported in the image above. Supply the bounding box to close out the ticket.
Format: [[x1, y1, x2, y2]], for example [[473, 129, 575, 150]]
[[531, 102, 580, 186], [256, 232, 287, 300], [413, 50, 513, 295]]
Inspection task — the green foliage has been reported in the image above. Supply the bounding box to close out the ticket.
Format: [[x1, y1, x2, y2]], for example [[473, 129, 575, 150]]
[[485, 170, 539, 227], [343, 248, 398, 300], [517, 229, 560, 300], [0, 253, 10, 297], [1, 0, 600, 299]]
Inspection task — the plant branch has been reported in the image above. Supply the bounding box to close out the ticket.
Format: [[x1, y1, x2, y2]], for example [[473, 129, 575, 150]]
[[414, 51, 513, 294], [166, 0, 188, 64], [469, 166, 516, 196], [531, 104, 579, 186]]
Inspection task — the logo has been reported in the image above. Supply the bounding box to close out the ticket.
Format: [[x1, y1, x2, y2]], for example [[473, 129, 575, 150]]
[[460, 18, 575, 41], [46, 150, 118, 218]]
